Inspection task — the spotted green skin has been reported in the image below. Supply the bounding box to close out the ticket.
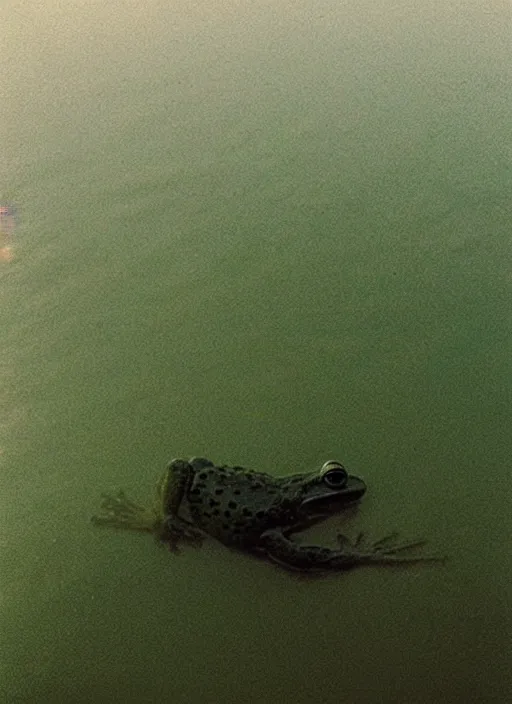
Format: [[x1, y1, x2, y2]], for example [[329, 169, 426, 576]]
[[161, 457, 365, 550], [93, 457, 443, 572]]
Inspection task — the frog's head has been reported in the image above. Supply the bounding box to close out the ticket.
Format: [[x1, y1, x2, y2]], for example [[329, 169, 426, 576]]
[[296, 460, 366, 518]]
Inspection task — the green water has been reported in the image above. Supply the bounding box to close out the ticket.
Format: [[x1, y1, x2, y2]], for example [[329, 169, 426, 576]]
[[1, 1, 511, 702]]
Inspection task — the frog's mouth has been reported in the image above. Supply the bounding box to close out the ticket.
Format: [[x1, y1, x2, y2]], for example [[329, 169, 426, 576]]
[[301, 476, 367, 514]]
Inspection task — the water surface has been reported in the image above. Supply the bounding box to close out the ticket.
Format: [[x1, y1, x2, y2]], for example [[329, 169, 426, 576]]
[[1, 1, 511, 702]]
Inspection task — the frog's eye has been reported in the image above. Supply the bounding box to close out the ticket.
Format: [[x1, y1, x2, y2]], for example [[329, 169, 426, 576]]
[[321, 462, 348, 489]]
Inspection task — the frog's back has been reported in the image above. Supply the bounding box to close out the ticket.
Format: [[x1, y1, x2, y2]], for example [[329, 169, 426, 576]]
[[186, 463, 286, 547]]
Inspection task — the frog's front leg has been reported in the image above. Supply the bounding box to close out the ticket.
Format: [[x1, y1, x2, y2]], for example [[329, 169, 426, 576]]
[[260, 529, 445, 572]]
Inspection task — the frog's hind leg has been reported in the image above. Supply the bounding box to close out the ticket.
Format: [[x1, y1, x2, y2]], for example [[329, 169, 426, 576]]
[[91, 490, 161, 533]]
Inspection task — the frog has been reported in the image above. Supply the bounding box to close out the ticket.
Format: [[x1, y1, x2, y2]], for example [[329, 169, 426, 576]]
[[92, 457, 443, 572]]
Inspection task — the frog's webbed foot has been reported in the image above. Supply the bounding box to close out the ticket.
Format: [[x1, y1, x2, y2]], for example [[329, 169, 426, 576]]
[[91, 490, 161, 533], [92, 490, 204, 553], [335, 531, 446, 566], [260, 529, 445, 572]]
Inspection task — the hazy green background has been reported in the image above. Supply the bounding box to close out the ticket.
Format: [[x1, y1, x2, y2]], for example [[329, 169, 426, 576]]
[[1, 1, 511, 702]]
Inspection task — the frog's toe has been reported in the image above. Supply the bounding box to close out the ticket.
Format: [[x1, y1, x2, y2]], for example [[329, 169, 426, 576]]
[[336, 531, 374, 551], [371, 531, 400, 549], [375, 538, 428, 555], [335, 531, 445, 564], [98, 490, 147, 517], [336, 533, 352, 548], [92, 490, 159, 532]]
